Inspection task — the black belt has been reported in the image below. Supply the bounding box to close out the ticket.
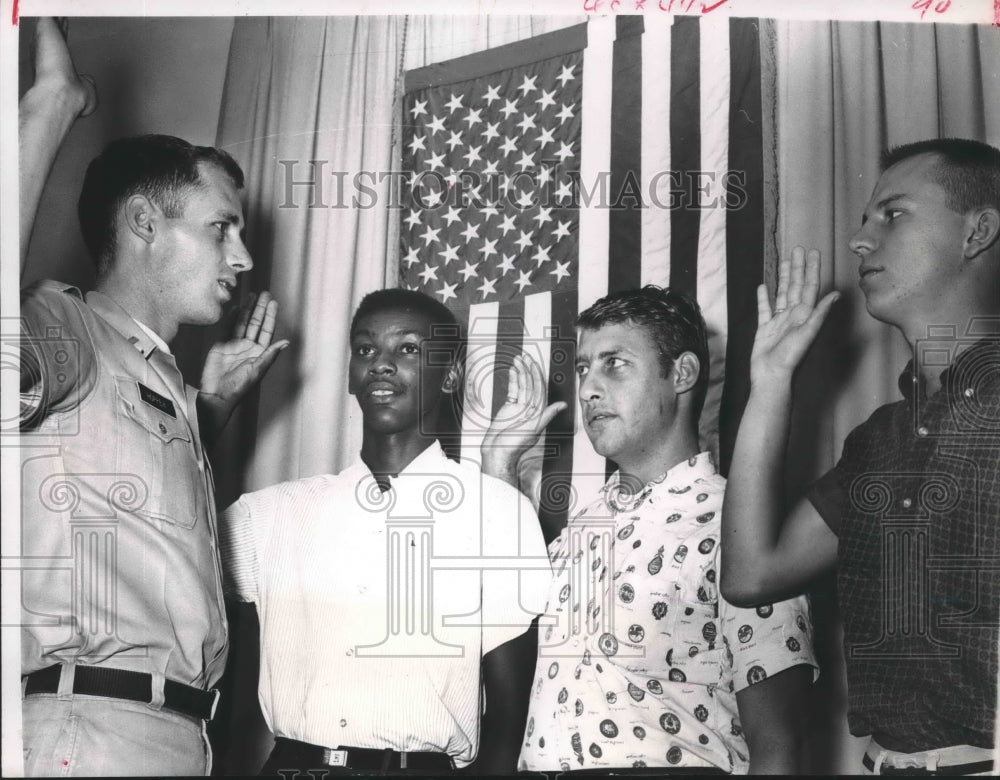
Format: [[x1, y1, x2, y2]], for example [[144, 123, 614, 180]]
[[862, 752, 995, 776], [23, 664, 219, 721], [269, 737, 454, 772]]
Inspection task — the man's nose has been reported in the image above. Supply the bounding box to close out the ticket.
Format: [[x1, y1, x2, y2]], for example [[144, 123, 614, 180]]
[[578, 370, 602, 401], [369, 354, 396, 374], [228, 236, 254, 273], [848, 224, 875, 258]]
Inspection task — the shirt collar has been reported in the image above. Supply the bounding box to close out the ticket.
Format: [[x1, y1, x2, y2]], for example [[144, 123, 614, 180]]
[[361, 440, 452, 485], [898, 337, 999, 401], [85, 290, 167, 361], [603, 451, 718, 513]]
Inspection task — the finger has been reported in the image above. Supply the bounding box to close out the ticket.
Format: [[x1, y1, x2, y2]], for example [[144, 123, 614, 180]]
[[756, 284, 771, 327], [536, 401, 568, 432], [79, 74, 99, 117], [256, 298, 279, 348], [799, 291, 841, 344], [512, 354, 526, 404], [774, 256, 790, 313], [786, 246, 806, 307], [247, 340, 290, 381], [233, 292, 256, 339], [526, 354, 547, 410], [801, 248, 822, 308], [244, 291, 271, 342]]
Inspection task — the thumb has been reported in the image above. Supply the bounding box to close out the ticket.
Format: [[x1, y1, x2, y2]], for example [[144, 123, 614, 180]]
[[250, 341, 290, 379], [537, 401, 569, 431]]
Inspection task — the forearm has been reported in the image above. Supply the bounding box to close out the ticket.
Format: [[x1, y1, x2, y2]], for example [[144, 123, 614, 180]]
[[19, 83, 89, 274], [746, 733, 802, 774], [737, 664, 812, 775], [720, 376, 794, 601], [196, 392, 236, 453], [476, 626, 536, 773]]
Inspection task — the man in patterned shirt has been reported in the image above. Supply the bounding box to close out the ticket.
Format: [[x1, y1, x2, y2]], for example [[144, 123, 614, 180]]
[[721, 139, 999, 775], [485, 287, 817, 773]]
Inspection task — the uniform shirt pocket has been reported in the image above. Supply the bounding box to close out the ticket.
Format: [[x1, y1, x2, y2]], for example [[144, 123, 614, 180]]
[[114, 377, 198, 529]]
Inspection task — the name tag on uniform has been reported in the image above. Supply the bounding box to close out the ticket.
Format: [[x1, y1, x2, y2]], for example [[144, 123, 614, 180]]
[[137, 382, 177, 418]]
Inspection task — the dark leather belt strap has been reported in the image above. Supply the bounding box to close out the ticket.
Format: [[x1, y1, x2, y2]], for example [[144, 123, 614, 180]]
[[23, 664, 219, 721], [271, 737, 454, 772], [862, 752, 995, 776]]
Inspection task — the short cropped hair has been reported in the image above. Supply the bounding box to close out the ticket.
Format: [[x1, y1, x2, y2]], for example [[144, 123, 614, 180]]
[[351, 288, 460, 340], [882, 138, 1000, 214], [77, 134, 245, 277], [350, 289, 465, 371], [577, 286, 710, 422]]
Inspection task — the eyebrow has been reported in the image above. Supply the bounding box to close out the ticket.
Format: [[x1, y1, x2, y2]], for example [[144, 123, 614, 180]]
[[575, 348, 626, 365], [351, 328, 424, 340]]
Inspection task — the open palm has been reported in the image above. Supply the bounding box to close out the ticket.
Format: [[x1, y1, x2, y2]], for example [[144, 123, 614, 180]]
[[750, 246, 840, 385], [201, 291, 289, 408]]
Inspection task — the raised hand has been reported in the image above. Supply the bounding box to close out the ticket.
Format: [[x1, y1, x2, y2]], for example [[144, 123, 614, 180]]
[[480, 352, 567, 495], [20, 18, 99, 272], [199, 291, 290, 416], [750, 246, 839, 386], [30, 18, 98, 118]]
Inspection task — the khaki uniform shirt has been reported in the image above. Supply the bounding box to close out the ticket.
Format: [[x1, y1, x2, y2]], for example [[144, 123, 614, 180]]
[[19, 282, 227, 690]]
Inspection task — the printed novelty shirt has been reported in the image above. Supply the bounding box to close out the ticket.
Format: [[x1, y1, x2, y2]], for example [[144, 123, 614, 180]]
[[518, 452, 818, 773]]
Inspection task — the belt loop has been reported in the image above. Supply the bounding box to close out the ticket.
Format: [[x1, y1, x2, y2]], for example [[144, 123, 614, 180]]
[[872, 749, 887, 775], [926, 752, 939, 773], [57, 663, 76, 699], [381, 748, 393, 773], [148, 670, 165, 711]]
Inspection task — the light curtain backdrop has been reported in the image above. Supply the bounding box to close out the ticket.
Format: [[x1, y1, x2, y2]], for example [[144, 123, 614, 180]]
[[770, 20, 1000, 774], [202, 15, 999, 774], [208, 16, 585, 512]]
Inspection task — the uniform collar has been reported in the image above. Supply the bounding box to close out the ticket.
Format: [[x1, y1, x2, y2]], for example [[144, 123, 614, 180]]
[[85, 290, 168, 361]]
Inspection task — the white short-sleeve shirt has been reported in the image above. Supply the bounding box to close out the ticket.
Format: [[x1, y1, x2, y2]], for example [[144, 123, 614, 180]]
[[220, 442, 550, 768]]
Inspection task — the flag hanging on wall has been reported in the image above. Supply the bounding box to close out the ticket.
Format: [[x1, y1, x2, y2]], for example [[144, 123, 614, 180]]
[[399, 15, 766, 542]]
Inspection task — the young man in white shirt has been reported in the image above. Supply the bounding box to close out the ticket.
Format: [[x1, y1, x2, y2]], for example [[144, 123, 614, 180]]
[[220, 289, 550, 775]]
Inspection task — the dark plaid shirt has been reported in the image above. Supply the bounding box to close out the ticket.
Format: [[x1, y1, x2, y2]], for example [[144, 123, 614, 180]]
[[809, 337, 1000, 751]]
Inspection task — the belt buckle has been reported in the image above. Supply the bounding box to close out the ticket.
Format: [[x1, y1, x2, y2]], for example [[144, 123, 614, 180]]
[[207, 688, 221, 721], [324, 749, 348, 767]]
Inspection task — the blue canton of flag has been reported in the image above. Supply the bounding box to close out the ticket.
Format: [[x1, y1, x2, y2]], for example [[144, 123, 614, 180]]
[[400, 52, 583, 307]]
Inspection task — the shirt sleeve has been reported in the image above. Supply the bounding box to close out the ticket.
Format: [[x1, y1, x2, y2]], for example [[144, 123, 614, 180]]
[[806, 420, 872, 537], [480, 477, 552, 655], [219, 495, 260, 603], [719, 546, 819, 693], [807, 468, 846, 536], [20, 283, 98, 427]]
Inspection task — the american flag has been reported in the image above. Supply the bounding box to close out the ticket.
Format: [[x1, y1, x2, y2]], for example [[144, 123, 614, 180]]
[[400, 16, 767, 541]]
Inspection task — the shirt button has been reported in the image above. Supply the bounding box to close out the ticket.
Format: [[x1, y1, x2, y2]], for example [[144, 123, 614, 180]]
[[902, 498, 912, 509], [917, 426, 929, 437], [345, 649, 353, 656], [340, 719, 348, 727], [158, 423, 168, 434], [964, 388, 975, 398]]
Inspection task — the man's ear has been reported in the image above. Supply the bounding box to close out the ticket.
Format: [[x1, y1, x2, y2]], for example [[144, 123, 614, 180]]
[[672, 352, 701, 395], [442, 362, 463, 394], [963, 207, 1000, 260], [122, 194, 159, 246]]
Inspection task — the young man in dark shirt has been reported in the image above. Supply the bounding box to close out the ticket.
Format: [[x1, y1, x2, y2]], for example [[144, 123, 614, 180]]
[[720, 139, 1000, 775]]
